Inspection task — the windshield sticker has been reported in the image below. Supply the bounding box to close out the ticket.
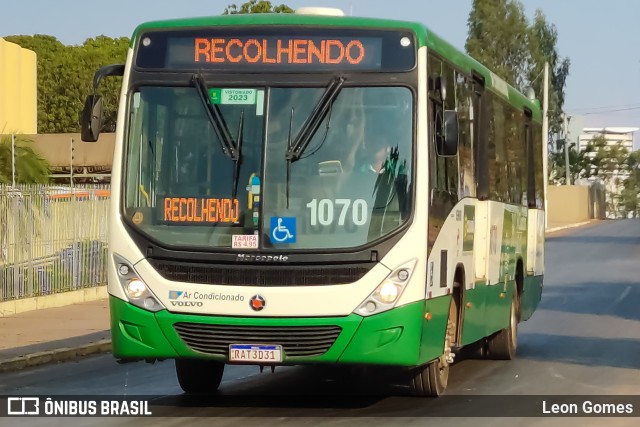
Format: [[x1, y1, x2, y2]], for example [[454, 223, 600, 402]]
[[163, 197, 239, 223], [209, 88, 257, 105], [247, 174, 261, 226], [208, 88, 222, 104], [232, 234, 259, 249], [256, 90, 264, 116], [270, 217, 296, 244]]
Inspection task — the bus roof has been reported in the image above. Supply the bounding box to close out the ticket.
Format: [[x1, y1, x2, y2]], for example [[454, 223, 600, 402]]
[[131, 13, 541, 120]]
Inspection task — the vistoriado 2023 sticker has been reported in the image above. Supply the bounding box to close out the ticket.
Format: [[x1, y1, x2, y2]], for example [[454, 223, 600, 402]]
[[209, 88, 257, 105]]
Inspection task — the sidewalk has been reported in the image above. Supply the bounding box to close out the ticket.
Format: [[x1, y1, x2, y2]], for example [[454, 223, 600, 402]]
[[0, 220, 598, 373], [0, 299, 111, 372]]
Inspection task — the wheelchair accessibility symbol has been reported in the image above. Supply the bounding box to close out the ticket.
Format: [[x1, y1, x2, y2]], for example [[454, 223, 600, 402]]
[[270, 217, 296, 243]]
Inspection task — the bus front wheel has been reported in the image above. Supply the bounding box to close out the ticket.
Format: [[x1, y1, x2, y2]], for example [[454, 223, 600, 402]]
[[410, 300, 457, 397], [175, 358, 225, 394], [410, 357, 448, 397]]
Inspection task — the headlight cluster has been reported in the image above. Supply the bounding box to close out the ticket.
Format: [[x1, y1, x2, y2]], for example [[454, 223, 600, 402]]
[[113, 253, 164, 312], [354, 259, 417, 317]]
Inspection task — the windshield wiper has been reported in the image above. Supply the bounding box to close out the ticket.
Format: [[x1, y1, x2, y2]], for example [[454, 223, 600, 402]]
[[191, 73, 238, 161], [285, 76, 345, 163], [283, 76, 344, 208], [232, 111, 244, 199]]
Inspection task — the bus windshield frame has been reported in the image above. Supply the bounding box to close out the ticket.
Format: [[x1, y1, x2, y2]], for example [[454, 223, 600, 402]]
[[121, 75, 416, 253]]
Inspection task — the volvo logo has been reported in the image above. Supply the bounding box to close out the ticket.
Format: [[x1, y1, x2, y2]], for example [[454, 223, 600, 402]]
[[249, 295, 266, 311]]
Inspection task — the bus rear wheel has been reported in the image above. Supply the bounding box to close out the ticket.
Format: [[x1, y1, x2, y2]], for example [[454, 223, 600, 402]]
[[486, 288, 518, 360], [175, 358, 225, 394]]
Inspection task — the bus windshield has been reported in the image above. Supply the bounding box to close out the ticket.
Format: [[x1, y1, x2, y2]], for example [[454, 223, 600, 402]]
[[123, 84, 413, 250]]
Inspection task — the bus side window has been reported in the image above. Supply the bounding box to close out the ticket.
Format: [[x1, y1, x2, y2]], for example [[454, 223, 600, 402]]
[[455, 72, 474, 198], [428, 59, 458, 202]]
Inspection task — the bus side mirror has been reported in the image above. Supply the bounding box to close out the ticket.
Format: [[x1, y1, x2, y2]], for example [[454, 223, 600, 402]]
[[439, 110, 459, 156], [81, 95, 103, 142]]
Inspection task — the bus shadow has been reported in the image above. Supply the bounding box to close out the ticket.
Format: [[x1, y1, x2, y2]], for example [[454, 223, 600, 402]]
[[145, 365, 424, 416], [536, 281, 640, 322], [519, 332, 640, 370]]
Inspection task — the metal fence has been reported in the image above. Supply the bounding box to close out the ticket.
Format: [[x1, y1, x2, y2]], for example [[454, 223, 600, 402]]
[[0, 184, 110, 301]]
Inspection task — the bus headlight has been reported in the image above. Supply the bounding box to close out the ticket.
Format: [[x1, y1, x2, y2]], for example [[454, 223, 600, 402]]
[[354, 259, 417, 317], [375, 282, 400, 304], [126, 279, 146, 299], [113, 253, 164, 312]]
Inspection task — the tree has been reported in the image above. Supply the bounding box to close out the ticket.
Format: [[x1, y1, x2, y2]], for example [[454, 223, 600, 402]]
[[620, 151, 640, 218], [77, 36, 129, 132], [0, 134, 50, 184], [465, 1, 571, 181], [4, 35, 128, 134], [224, 0, 293, 14], [527, 11, 570, 171], [581, 135, 630, 218], [466, 0, 530, 88]]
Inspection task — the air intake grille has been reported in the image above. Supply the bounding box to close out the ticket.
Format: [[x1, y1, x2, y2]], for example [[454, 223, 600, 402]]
[[174, 323, 342, 357], [150, 260, 371, 286]]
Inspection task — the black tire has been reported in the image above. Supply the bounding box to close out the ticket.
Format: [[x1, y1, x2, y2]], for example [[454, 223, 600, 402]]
[[410, 357, 448, 397], [486, 288, 518, 360], [410, 299, 457, 397], [175, 358, 225, 394]]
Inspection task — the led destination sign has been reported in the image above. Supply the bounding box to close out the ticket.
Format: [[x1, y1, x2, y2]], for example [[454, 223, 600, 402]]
[[162, 197, 240, 224], [135, 28, 415, 72], [193, 37, 368, 66]]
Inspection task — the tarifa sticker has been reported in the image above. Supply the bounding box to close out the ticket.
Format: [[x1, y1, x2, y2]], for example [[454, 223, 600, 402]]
[[232, 234, 259, 249], [132, 211, 144, 224]]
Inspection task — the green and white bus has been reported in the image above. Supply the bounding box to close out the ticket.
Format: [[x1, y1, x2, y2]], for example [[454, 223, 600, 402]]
[[82, 7, 544, 396]]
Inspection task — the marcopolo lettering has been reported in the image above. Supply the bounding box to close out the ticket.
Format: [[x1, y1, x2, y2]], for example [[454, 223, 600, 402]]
[[236, 254, 289, 262], [194, 38, 366, 66]]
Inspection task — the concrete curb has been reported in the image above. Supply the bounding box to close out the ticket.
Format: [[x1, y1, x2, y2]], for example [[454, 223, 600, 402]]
[[0, 286, 108, 317], [0, 339, 111, 373], [546, 220, 595, 234]]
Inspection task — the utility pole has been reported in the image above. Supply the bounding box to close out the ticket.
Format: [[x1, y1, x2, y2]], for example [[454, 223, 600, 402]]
[[11, 133, 16, 187], [564, 115, 571, 185], [542, 62, 549, 227]]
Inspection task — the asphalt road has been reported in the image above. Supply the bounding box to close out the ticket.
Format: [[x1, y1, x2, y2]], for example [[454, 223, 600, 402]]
[[2, 219, 640, 426]]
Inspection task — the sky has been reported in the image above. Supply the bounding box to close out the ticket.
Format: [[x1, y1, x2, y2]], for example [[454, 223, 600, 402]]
[[2, 0, 640, 145]]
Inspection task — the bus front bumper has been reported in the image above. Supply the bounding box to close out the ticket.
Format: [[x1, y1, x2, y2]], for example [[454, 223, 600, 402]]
[[109, 295, 449, 367]]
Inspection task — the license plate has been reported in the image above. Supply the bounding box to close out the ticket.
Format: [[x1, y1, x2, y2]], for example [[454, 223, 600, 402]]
[[229, 344, 282, 363]]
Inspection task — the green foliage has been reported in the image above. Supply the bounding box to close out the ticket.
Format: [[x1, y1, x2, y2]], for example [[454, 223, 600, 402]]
[[4, 35, 129, 134], [0, 134, 50, 184], [527, 11, 570, 146], [549, 139, 591, 186], [580, 135, 640, 218], [224, 0, 293, 14], [466, 0, 530, 88], [465, 0, 570, 180], [621, 151, 640, 217]]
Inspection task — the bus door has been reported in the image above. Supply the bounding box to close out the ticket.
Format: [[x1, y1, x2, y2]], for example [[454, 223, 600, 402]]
[[523, 108, 544, 320], [462, 72, 489, 345]]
